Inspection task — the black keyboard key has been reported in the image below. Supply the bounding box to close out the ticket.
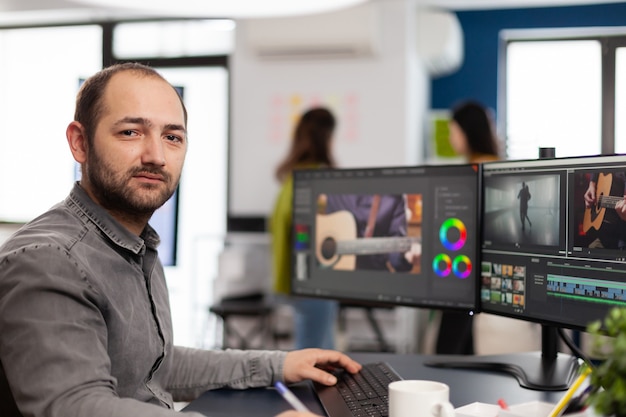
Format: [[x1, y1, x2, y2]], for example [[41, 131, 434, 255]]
[[313, 362, 402, 417]]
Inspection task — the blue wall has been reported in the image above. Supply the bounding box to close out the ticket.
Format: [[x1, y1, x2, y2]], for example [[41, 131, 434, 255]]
[[431, 2, 626, 112]]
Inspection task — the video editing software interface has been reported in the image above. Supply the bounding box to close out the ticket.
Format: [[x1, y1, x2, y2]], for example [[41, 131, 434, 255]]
[[291, 164, 479, 311], [481, 155, 626, 330]]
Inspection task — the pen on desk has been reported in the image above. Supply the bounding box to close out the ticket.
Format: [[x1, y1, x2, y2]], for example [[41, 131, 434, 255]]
[[497, 398, 509, 410], [548, 366, 592, 417], [275, 381, 311, 413]]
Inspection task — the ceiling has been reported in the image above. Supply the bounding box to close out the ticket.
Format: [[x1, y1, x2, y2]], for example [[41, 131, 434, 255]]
[[0, 0, 623, 25]]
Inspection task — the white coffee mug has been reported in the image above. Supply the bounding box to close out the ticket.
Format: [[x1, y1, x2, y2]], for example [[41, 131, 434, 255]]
[[388, 380, 455, 417]]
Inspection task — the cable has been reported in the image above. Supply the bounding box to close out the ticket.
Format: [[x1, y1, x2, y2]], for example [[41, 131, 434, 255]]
[[557, 327, 595, 369]]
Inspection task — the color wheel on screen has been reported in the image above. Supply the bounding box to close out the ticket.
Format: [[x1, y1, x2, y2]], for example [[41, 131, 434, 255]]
[[453, 255, 472, 279], [439, 218, 467, 251], [432, 254, 452, 277]]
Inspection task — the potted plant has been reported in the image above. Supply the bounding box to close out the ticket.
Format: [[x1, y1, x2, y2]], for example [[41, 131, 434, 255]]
[[586, 306, 626, 417]]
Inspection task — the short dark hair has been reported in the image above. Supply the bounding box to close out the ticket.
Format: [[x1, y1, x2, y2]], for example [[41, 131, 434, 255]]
[[74, 62, 187, 144]]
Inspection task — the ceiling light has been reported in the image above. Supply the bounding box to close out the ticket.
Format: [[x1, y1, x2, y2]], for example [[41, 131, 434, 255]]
[[72, 0, 370, 19]]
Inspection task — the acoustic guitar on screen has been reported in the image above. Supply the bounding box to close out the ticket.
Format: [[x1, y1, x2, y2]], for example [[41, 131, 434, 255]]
[[583, 172, 626, 233], [315, 211, 421, 271]]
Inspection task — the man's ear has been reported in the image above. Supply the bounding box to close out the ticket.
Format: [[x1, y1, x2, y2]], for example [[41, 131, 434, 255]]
[[66, 121, 88, 164]]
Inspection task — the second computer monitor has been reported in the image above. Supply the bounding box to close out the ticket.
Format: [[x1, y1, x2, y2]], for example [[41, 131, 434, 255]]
[[480, 154, 626, 331], [291, 164, 480, 311]]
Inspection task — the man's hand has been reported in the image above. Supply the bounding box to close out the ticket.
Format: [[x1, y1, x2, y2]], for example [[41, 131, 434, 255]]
[[283, 349, 362, 386], [584, 181, 597, 208], [404, 242, 422, 265], [615, 198, 626, 221]]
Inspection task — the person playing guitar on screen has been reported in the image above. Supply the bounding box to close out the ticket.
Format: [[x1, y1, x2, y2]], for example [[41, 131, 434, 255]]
[[583, 171, 626, 249], [318, 193, 422, 272]]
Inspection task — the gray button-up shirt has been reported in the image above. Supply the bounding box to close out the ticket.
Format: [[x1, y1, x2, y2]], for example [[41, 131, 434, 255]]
[[0, 183, 286, 417]]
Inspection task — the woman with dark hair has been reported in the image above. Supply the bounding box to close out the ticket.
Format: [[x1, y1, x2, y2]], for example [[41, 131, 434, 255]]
[[270, 107, 339, 349], [448, 100, 500, 163], [436, 100, 500, 355]]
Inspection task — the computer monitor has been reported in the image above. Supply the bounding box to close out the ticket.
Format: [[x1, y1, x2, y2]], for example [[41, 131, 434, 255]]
[[432, 154, 626, 391], [290, 163, 480, 312], [480, 154, 626, 330]]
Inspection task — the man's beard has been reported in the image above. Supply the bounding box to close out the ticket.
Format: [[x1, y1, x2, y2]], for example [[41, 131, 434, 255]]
[[85, 148, 177, 218]]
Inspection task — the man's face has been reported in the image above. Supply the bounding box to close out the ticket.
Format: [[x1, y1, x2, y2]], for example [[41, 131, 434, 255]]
[[82, 71, 187, 218]]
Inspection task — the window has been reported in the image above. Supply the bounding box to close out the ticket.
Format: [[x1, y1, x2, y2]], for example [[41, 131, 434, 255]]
[[0, 25, 102, 222], [500, 28, 626, 160], [614, 47, 626, 153], [113, 19, 234, 58]]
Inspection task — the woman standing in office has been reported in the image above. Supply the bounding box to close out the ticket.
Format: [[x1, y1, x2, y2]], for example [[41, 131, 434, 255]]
[[437, 100, 500, 355], [270, 107, 339, 349]]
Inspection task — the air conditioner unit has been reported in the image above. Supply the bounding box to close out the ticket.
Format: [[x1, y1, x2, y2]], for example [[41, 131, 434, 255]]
[[416, 8, 464, 77], [244, 3, 381, 60]]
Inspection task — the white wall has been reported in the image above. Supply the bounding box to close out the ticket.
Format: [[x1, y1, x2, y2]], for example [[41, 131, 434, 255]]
[[229, 0, 429, 219]]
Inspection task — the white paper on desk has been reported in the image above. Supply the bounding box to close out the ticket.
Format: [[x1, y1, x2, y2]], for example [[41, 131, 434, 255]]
[[454, 401, 500, 417], [498, 401, 555, 417]]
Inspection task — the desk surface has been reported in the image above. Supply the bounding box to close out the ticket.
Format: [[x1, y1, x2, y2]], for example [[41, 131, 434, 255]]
[[183, 352, 571, 416]]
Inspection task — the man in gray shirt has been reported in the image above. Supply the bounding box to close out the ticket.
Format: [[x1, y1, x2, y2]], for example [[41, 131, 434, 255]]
[[0, 62, 361, 417]]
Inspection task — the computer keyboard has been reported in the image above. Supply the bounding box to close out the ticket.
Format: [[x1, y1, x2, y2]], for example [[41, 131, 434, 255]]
[[313, 362, 403, 417]]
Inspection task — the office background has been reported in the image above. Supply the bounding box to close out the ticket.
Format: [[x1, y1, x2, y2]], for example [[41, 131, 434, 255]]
[[0, 0, 624, 351]]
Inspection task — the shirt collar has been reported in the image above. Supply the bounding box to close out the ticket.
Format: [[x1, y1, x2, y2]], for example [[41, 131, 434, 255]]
[[66, 182, 161, 256]]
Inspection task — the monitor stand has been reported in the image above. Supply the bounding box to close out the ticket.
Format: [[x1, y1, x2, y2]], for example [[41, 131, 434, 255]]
[[424, 325, 581, 391]]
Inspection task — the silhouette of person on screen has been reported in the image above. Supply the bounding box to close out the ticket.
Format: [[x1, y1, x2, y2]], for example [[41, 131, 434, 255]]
[[321, 194, 421, 272], [0, 64, 361, 417], [583, 171, 626, 249], [270, 107, 339, 350], [517, 182, 532, 231], [437, 100, 500, 356]]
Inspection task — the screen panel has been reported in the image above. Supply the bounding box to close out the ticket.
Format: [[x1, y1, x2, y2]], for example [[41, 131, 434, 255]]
[[480, 154, 626, 331], [291, 164, 480, 311]]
